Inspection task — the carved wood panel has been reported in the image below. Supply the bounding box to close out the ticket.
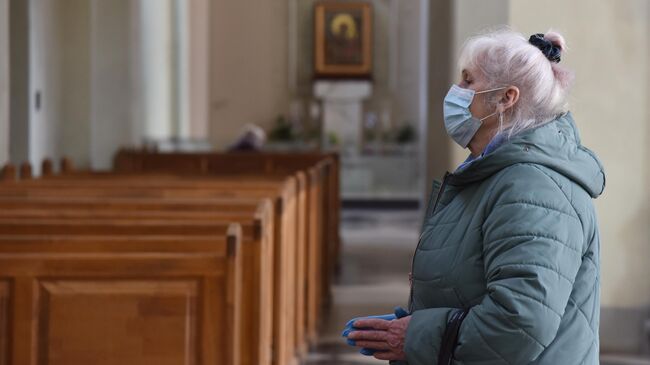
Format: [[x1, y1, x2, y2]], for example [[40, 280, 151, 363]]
[[36, 280, 199, 365]]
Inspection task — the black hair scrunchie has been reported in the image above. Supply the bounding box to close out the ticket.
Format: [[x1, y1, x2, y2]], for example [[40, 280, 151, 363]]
[[529, 33, 561, 63]]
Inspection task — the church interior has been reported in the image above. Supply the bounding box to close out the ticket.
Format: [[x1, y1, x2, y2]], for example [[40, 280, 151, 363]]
[[0, 0, 649, 364]]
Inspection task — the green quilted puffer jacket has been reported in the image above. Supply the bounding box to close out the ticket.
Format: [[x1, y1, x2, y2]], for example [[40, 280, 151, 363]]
[[404, 113, 605, 365]]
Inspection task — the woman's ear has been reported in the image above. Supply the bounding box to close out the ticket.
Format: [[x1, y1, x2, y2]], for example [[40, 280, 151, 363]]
[[501, 86, 520, 111]]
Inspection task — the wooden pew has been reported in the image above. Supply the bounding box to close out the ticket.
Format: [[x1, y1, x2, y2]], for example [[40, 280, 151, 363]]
[[111, 149, 340, 305], [43, 157, 340, 353], [1, 159, 330, 364], [0, 194, 315, 361], [0, 163, 15, 181], [16, 172, 326, 347], [0, 179, 303, 365], [0, 226, 244, 365], [0, 198, 276, 365], [0, 173, 321, 363], [0, 196, 261, 212]]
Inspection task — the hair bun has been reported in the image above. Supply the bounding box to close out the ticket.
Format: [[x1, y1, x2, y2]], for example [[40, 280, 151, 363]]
[[528, 33, 562, 63]]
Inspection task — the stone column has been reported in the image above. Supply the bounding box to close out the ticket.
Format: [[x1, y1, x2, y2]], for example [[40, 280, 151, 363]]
[[132, 0, 174, 143], [179, 0, 210, 141]]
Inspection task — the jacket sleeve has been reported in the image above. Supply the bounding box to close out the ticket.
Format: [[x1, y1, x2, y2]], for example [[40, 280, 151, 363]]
[[404, 165, 584, 365]]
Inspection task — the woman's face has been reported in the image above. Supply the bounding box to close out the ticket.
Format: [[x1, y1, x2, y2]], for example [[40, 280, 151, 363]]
[[459, 68, 497, 121]]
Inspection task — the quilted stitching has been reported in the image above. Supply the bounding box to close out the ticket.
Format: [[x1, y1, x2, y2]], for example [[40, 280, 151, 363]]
[[404, 114, 603, 365]]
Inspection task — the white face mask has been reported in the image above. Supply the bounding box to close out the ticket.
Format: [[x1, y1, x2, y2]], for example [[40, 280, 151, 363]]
[[443, 85, 505, 148]]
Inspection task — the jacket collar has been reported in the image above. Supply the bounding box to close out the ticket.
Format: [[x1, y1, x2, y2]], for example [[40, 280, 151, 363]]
[[448, 112, 606, 198]]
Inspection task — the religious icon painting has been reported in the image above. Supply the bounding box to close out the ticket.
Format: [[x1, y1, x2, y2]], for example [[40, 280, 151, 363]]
[[314, 2, 373, 78]]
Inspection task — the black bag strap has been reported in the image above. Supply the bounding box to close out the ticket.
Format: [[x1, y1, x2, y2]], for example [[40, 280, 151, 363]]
[[437, 308, 470, 365]]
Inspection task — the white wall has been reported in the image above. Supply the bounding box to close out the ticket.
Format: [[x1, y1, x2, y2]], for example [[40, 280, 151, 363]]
[[28, 0, 95, 173], [59, 0, 91, 168], [397, 0, 429, 202], [20, 0, 92, 172], [396, 0, 426, 142], [510, 0, 650, 310], [29, 0, 64, 175], [0, 0, 8, 165], [425, 0, 453, 192], [8, 0, 29, 165], [209, 0, 290, 149], [90, 0, 135, 169], [11, 0, 206, 170]]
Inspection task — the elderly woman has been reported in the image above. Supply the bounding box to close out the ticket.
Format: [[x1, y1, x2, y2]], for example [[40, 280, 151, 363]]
[[343, 29, 605, 364]]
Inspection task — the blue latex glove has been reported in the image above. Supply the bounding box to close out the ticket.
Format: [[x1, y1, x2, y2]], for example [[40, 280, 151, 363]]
[[342, 307, 409, 354], [342, 313, 396, 338]]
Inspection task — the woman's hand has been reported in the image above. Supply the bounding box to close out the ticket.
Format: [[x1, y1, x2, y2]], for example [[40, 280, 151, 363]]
[[347, 315, 411, 361]]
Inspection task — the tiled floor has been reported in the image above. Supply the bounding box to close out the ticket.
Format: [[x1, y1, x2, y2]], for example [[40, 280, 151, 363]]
[[302, 209, 420, 364]]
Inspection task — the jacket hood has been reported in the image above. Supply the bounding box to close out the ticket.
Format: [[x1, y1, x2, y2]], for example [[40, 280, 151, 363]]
[[450, 112, 606, 198]]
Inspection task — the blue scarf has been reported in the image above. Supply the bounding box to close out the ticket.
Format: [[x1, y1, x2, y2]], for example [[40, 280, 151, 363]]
[[455, 133, 508, 172]]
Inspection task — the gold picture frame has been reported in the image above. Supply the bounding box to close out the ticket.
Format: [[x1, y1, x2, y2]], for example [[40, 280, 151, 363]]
[[314, 2, 373, 78]]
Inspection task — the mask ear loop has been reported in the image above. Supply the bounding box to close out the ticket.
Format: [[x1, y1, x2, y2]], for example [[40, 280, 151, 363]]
[[478, 86, 509, 124], [479, 111, 497, 122], [476, 86, 509, 124], [498, 111, 505, 133], [475, 86, 508, 95]]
